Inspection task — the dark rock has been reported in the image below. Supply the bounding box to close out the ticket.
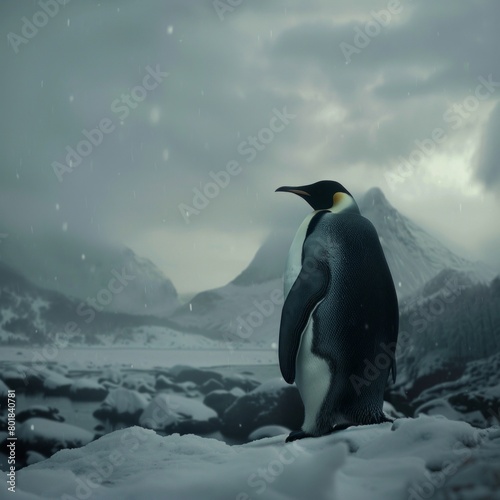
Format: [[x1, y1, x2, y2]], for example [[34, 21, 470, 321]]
[[100, 380, 121, 390], [93, 388, 150, 425], [0, 379, 9, 397], [204, 390, 239, 416], [221, 378, 304, 440], [156, 374, 178, 390], [23, 371, 46, 393], [384, 389, 413, 418], [69, 378, 108, 401], [221, 374, 260, 393], [14, 418, 94, 459], [1, 369, 27, 391], [122, 377, 155, 394], [170, 365, 224, 385], [383, 401, 406, 420], [200, 378, 225, 394], [405, 350, 465, 401], [17, 406, 65, 423], [49, 364, 69, 376], [98, 368, 123, 385], [42, 371, 73, 397], [409, 352, 500, 427], [177, 381, 198, 394], [169, 365, 259, 393]]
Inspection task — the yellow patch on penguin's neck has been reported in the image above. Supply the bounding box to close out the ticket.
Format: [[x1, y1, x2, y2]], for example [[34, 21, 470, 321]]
[[329, 192, 359, 214]]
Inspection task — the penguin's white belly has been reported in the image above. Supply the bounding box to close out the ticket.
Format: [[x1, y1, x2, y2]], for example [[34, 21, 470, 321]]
[[284, 211, 320, 297], [284, 210, 332, 433], [295, 302, 331, 433]]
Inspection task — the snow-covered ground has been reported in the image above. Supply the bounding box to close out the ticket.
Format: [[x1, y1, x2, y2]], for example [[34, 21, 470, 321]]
[[4, 415, 500, 499]]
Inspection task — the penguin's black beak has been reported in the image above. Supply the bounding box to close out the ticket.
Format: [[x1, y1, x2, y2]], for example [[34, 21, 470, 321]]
[[275, 186, 311, 197]]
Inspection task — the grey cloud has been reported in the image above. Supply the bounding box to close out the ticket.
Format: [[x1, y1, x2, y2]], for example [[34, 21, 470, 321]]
[[0, 0, 499, 294], [475, 102, 500, 188], [266, 1, 500, 175]]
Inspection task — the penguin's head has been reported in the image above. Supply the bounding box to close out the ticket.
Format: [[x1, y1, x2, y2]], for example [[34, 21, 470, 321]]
[[275, 180, 358, 212]]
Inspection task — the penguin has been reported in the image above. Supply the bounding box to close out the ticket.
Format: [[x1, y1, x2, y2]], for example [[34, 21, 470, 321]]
[[276, 180, 399, 442]]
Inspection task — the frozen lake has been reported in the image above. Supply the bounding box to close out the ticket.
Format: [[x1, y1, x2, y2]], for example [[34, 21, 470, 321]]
[[0, 346, 278, 369]]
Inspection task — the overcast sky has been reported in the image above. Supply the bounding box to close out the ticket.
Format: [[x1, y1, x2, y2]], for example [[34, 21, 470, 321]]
[[1, 0, 499, 295]]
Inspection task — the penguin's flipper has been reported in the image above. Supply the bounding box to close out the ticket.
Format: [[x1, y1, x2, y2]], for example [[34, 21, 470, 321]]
[[279, 258, 330, 384], [386, 273, 399, 384], [391, 359, 397, 383]]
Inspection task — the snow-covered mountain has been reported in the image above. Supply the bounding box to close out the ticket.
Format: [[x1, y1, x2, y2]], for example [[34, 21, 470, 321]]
[[231, 228, 293, 286], [169, 229, 291, 348], [170, 187, 496, 345], [0, 260, 179, 345], [169, 277, 284, 348], [393, 273, 500, 395], [4, 187, 493, 348], [0, 233, 179, 317], [359, 187, 494, 298]]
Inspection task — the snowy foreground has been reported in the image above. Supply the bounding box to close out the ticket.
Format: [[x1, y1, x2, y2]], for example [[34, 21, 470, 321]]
[[4, 416, 500, 500]]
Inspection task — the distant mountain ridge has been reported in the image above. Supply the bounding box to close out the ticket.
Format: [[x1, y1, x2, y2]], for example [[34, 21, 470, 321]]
[[0, 233, 179, 317], [359, 187, 494, 297], [1, 187, 496, 347], [0, 259, 173, 345], [231, 229, 291, 286]]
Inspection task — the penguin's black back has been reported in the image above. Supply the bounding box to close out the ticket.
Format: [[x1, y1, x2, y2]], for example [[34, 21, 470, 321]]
[[307, 211, 398, 414]]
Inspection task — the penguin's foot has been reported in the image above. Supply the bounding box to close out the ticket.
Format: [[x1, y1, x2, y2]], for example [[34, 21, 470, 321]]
[[286, 430, 313, 442], [381, 414, 395, 423], [286, 423, 357, 442], [328, 422, 358, 433]]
